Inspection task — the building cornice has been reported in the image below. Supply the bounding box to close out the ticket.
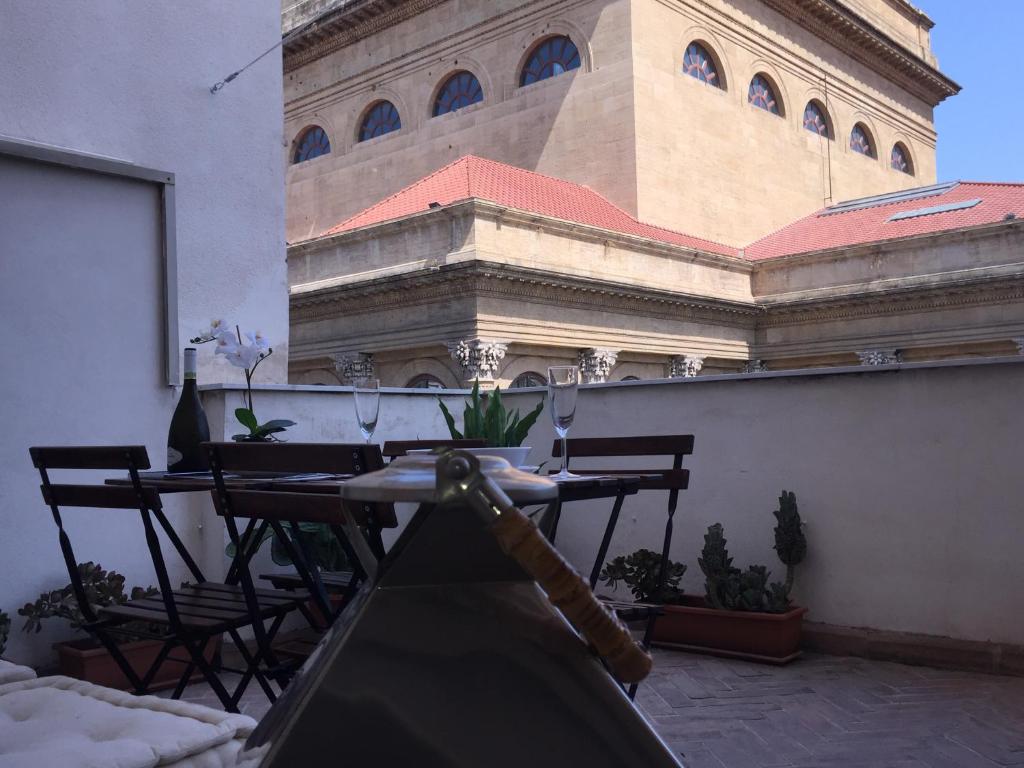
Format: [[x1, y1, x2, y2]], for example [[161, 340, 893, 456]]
[[290, 260, 760, 328], [760, 273, 1024, 328], [289, 198, 749, 274], [283, 0, 449, 73], [757, 0, 959, 106]]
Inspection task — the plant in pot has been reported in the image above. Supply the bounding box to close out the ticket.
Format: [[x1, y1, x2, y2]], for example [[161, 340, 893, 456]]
[[17, 562, 215, 689], [437, 379, 544, 467], [191, 320, 295, 442], [603, 490, 809, 663], [599, 548, 687, 604]]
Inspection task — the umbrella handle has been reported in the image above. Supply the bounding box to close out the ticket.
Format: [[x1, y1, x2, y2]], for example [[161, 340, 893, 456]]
[[489, 499, 653, 684]]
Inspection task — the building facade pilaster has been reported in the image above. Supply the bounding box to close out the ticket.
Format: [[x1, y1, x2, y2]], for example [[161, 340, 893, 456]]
[[857, 349, 902, 366], [447, 338, 508, 385], [669, 354, 705, 378], [332, 352, 375, 384], [578, 348, 618, 384]]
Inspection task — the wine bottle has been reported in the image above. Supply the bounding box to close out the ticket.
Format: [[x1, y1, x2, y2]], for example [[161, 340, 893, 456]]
[[167, 348, 211, 472]]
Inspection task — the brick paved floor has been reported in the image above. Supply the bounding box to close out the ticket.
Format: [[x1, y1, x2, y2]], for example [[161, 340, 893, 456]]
[[169, 649, 1024, 767]]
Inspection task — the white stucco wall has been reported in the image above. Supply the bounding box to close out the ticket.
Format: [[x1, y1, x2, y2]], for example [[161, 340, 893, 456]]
[[203, 359, 1024, 648], [0, 2, 285, 665]]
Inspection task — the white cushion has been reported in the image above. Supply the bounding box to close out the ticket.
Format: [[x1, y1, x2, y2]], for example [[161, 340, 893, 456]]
[[0, 661, 36, 686], [0, 675, 255, 768]]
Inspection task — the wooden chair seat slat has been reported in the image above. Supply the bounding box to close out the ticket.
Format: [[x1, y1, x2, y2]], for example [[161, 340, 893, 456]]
[[182, 582, 307, 604], [99, 602, 225, 630], [260, 571, 354, 590]]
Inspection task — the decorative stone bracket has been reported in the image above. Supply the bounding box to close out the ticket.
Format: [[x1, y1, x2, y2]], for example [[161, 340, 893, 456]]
[[332, 352, 376, 384], [857, 349, 901, 366], [578, 348, 618, 384], [447, 338, 508, 383], [1013, 338, 1024, 354], [669, 355, 704, 378], [742, 359, 768, 374]]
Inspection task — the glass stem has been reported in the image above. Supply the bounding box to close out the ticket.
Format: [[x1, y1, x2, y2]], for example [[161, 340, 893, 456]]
[[560, 434, 568, 475]]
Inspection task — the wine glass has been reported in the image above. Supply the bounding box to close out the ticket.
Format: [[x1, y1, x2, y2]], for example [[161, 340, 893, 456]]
[[547, 366, 580, 480], [352, 378, 380, 444]]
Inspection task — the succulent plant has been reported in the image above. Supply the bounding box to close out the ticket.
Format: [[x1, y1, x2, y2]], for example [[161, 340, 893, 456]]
[[18, 562, 158, 635], [600, 548, 687, 603], [698, 491, 806, 613]]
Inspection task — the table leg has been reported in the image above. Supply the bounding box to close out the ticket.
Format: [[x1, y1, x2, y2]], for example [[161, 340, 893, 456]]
[[589, 492, 625, 589]]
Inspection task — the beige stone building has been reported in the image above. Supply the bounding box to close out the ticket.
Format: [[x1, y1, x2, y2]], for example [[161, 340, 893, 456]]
[[280, 0, 1024, 388]]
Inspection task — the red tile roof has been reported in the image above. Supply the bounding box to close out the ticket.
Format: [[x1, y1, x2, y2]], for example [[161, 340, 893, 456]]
[[320, 155, 738, 257], [745, 181, 1024, 260]]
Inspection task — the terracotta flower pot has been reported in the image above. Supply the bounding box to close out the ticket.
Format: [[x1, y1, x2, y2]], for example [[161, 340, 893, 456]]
[[651, 595, 807, 663], [55, 636, 219, 691]]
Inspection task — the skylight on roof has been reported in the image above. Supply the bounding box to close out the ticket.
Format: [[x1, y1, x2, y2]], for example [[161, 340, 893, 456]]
[[887, 198, 981, 222], [819, 181, 959, 217]]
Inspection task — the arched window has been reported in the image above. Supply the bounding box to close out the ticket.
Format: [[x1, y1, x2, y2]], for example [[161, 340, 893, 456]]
[[433, 71, 484, 116], [891, 143, 913, 175], [511, 372, 546, 388], [407, 374, 445, 389], [802, 101, 830, 137], [292, 126, 331, 164], [358, 101, 401, 142], [748, 75, 781, 115], [519, 36, 581, 87], [682, 43, 720, 88], [850, 123, 875, 157], [620, 375, 640, 382]]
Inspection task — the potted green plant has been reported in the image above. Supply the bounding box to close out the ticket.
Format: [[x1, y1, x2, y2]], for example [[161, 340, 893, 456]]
[[602, 491, 808, 663], [437, 379, 544, 467], [18, 562, 216, 689]]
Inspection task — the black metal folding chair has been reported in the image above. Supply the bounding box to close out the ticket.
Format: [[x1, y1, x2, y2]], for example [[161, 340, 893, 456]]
[[29, 445, 304, 712], [205, 442, 396, 631], [549, 435, 695, 698]]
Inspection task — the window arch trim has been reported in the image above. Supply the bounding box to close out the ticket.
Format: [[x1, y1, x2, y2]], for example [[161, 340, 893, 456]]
[[432, 69, 485, 117], [802, 100, 832, 138], [850, 122, 876, 158], [518, 34, 582, 87], [890, 141, 914, 175], [357, 100, 402, 143], [291, 125, 332, 164], [682, 41, 724, 89], [748, 72, 784, 116]]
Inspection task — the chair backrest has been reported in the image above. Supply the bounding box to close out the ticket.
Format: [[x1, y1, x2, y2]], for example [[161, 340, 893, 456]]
[[551, 435, 694, 491], [29, 445, 200, 629], [203, 441, 384, 476], [382, 438, 486, 461]]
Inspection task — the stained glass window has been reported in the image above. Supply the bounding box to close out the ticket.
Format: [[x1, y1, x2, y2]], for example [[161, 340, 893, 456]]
[[850, 124, 874, 157], [519, 35, 581, 87], [358, 101, 401, 142], [682, 43, 720, 87], [748, 75, 780, 115], [292, 126, 331, 164], [511, 372, 546, 388], [803, 102, 829, 137], [891, 143, 912, 174], [433, 71, 484, 117]]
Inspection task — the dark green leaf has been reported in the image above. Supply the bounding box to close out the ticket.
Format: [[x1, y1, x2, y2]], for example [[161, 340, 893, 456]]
[[235, 408, 259, 432], [438, 399, 463, 439]]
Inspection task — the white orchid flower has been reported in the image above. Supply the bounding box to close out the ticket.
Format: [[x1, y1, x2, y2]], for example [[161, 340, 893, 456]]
[[208, 319, 230, 338], [214, 332, 240, 356], [247, 330, 270, 351]]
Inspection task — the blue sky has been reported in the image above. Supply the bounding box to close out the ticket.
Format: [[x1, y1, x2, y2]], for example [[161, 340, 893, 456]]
[[923, 0, 1022, 182]]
